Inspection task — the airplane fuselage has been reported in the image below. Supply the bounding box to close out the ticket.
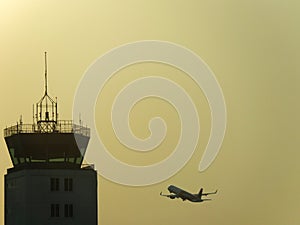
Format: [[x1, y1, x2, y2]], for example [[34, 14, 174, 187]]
[[167, 185, 203, 202], [160, 185, 217, 203]]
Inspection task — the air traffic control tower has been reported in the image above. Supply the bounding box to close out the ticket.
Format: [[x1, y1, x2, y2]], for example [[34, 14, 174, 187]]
[[3, 53, 98, 225]]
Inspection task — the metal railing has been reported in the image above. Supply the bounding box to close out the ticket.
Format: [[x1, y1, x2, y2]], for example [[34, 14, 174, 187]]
[[4, 120, 90, 137]]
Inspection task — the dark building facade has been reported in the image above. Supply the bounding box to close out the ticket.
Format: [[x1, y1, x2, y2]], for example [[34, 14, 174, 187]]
[[5, 168, 97, 225], [3, 53, 98, 225]]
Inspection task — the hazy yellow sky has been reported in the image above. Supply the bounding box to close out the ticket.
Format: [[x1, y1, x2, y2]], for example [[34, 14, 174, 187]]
[[0, 1, 299, 224]]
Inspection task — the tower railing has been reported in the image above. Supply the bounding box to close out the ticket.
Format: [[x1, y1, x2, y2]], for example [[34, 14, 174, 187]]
[[4, 120, 90, 137]]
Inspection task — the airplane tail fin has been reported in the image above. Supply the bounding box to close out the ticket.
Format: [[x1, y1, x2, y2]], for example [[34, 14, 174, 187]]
[[198, 188, 203, 198]]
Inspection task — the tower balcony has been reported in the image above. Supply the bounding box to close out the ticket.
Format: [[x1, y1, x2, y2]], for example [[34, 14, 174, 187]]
[[4, 120, 90, 137]]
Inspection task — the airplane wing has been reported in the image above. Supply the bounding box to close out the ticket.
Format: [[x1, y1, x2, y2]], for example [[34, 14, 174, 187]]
[[160, 192, 178, 199], [202, 190, 218, 196]]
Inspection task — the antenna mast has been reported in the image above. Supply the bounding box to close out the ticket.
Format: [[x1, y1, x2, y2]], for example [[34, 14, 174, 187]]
[[44, 52, 48, 95]]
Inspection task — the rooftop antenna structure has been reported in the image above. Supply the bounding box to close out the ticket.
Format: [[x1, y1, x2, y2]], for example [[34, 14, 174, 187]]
[[4, 51, 91, 168], [35, 52, 58, 132]]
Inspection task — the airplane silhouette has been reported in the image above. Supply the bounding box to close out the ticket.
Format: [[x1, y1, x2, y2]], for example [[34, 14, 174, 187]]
[[160, 185, 217, 202]]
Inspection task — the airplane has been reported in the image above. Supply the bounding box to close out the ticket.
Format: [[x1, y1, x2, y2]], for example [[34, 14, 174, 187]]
[[160, 185, 217, 202]]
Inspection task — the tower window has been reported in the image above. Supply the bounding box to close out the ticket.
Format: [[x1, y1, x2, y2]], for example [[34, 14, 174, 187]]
[[50, 178, 59, 191], [64, 204, 73, 217], [50, 204, 60, 217], [64, 178, 73, 191]]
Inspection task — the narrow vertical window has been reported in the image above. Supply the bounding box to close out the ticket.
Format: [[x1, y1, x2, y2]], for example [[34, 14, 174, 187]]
[[50, 204, 60, 217], [69, 178, 73, 191], [51, 204, 55, 217], [55, 178, 59, 191], [64, 178, 73, 191], [64, 204, 73, 217], [55, 204, 60, 217], [64, 178, 68, 191], [69, 204, 73, 217], [50, 178, 60, 191], [64, 204, 68, 217], [50, 178, 55, 191]]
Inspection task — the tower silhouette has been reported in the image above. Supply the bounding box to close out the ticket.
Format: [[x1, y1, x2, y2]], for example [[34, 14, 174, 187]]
[[3, 53, 97, 225]]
